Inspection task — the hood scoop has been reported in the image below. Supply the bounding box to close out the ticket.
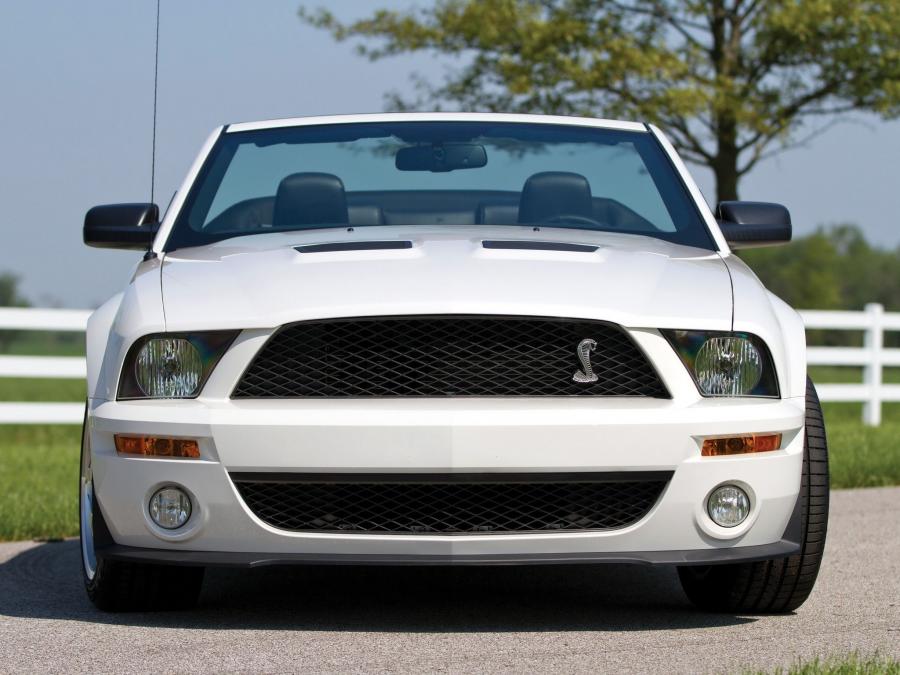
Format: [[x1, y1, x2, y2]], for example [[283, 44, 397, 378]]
[[482, 240, 598, 253], [295, 240, 413, 254]]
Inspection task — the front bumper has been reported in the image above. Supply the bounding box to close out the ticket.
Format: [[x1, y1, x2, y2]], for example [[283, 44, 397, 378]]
[[88, 394, 806, 566]]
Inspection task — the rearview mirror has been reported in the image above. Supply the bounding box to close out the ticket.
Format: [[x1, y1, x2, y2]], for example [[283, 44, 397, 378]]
[[395, 143, 487, 172], [716, 201, 791, 249], [84, 203, 160, 250]]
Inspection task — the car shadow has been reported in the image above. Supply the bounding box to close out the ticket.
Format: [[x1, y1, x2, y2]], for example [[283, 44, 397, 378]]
[[0, 540, 756, 631]]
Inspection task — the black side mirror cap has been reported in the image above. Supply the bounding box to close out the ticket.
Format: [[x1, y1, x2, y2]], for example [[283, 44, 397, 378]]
[[716, 201, 792, 249], [84, 203, 160, 250]]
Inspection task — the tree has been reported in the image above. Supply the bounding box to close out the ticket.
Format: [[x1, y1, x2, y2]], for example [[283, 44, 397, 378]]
[[0, 273, 29, 351], [0, 273, 28, 309], [739, 225, 900, 347], [739, 224, 900, 312], [739, 230, 843, 310], [302, 0, 900, 202]]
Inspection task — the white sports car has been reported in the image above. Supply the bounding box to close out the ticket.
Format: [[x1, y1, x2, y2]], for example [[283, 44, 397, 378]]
[[81, 112, 828, 613]]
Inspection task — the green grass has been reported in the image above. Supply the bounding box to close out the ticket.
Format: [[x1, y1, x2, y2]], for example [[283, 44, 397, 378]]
[[0, 377, 86, 402], [0, 425, 80, 541], [824, 414, 900, 488], [809, 365, 900, 384], [0, 334, 85, 539], [745, 652, 900, 674], [0, 331, 85, 357]]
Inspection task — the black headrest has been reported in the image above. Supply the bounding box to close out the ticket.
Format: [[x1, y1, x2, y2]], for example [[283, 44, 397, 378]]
[[273, 172, 349, 227], [518, 171, 593, 224]]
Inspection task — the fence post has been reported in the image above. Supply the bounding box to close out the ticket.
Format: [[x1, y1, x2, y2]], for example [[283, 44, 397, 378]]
[[862, 302, 884, 426]]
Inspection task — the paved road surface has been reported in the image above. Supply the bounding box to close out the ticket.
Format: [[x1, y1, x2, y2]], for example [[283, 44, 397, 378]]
[[0, 487, 897, 674]]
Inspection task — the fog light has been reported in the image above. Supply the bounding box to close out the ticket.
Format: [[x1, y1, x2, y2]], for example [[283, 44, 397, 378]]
[[149, 486, 192, 529], [707, 485, 750, 528]]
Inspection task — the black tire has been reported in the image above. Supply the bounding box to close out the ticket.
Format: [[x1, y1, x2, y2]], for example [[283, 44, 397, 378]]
[[678, 377, 829, 614], [80, 412, 204, 612], [84, 555, 204, 613]]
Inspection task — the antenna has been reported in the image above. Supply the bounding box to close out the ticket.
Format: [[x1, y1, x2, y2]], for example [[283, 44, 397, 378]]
[[150, 0, 161, 206]]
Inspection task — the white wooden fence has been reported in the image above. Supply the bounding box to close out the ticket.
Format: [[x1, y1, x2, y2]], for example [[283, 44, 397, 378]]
[[1, 304, 898, 426], [803, 303, 900, 426], [0, 307, 90, 425]]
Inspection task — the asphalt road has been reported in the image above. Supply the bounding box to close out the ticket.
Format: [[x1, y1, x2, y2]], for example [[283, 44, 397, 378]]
[[0, 487, 897, 674]]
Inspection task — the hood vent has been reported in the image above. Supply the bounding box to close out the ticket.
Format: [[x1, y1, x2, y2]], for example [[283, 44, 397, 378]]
[[295, 241, 413, 254], [482, 240, 598, 253]]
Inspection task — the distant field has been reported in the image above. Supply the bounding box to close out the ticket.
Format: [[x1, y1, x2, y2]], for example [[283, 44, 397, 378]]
[[0, 377, 85, 402], [1, 331, 85, 357], [0, 357, 897, 541], [809, 364, 900, 385]]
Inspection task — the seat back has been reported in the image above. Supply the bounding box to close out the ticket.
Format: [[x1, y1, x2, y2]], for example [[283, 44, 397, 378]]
[[517, 171, 593, 223], [273, 172, 349, 227]]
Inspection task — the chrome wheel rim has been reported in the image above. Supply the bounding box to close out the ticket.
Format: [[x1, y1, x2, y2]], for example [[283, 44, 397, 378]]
[[80, 427, 97, 580]]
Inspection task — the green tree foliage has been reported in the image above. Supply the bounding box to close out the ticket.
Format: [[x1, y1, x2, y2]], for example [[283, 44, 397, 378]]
[[0, 272, 29, 351], [740, 225, 900, 312], [0, 273, 28, 309], [740, 230, 843, 310], [301, 0, 900, 202]]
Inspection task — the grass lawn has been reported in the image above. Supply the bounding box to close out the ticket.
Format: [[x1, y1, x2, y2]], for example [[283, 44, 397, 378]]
[[0, 377, 86, 402], [746, 652, 899, 674], [0, 425, 80, 541], [0, 365, 897, 541]]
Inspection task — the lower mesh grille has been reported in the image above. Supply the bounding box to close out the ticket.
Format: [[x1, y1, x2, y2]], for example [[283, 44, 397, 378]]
[[231, 473, 671, 535]]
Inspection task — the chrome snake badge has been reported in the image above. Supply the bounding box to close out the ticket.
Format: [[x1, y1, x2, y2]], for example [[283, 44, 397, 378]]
[[573, 338, 599, 383]]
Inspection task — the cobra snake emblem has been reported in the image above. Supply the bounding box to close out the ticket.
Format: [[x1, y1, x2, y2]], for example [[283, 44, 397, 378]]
[[573, 338, 599, 383]]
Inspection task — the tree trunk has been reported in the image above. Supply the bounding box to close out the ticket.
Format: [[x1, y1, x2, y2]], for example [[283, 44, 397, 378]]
[[713, 157, 740, 203], [708, 0, 742, 204], [713, 116, 740, 203]]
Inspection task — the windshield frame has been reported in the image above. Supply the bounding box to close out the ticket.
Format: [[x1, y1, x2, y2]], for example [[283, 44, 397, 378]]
[[162, 120, 717, 252]]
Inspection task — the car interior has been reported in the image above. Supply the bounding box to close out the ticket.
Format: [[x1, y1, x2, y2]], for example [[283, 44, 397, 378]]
[[203, 170, 662, 234]]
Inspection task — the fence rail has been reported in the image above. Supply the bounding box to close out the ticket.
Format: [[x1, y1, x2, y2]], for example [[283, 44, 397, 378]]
[[1, 304, 898, 425]]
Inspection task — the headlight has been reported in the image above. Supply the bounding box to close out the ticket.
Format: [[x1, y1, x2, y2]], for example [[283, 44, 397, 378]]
[[136, 338, 201, 397], [662, 330, 779, 397], [695, 336, 761, 395], [118, 331, 238, 400]]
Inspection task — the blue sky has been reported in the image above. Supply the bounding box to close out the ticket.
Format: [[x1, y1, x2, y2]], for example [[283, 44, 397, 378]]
[[1, 0, 898, 308]]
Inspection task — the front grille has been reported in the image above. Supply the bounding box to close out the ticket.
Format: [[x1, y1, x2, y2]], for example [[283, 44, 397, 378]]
[[232, 316, 667, 398], [231, 472, 671, 534]]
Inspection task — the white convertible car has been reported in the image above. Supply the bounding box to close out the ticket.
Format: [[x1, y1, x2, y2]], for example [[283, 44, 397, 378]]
[[81, 113, 828, 613]]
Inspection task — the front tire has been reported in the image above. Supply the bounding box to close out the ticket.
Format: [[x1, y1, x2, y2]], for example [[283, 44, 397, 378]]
[[80, 409, 204, 612], [678, 378, 829, 613]]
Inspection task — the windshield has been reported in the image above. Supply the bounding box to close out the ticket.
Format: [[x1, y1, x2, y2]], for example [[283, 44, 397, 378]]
[[165, 121, 714, 251]]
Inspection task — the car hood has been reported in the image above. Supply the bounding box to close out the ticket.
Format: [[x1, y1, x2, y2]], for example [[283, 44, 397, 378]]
[[159, 226, 733, 331]]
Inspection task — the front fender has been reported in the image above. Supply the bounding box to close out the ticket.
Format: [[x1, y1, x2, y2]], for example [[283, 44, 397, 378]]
[[766, 292, 807, 399], [87, 258, 166, 402], [724, 254, 806, 400], [86, 292, 123, 400]]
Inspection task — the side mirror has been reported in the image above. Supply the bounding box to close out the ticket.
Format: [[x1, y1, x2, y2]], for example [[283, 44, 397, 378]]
[[716, 201, 791, 249], [84, 203, 160, 250]]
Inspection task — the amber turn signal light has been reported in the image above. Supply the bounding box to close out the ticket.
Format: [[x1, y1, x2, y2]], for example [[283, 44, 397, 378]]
[[701, 433, 782, 456], [114, 435, 200, 458]]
